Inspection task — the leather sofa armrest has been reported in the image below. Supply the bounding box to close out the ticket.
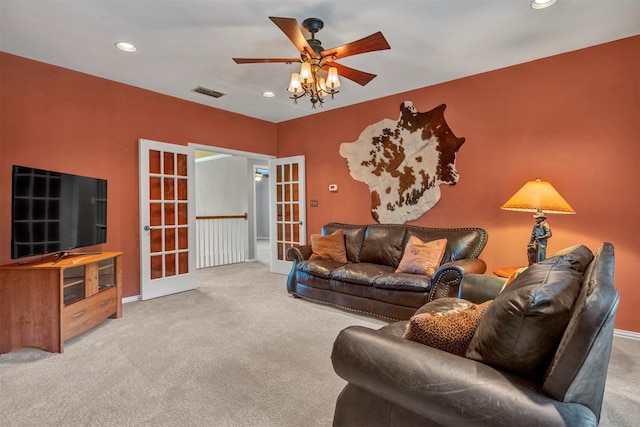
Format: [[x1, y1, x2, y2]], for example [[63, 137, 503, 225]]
[[286, 245, 312, 294], [331, 326, 597, 427], [286, 245, 312, 262], [458, 273, 507, 304], [428, 258, 487, 301]]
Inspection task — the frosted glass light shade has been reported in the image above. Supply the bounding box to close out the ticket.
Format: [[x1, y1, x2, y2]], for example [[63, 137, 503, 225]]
[[501, 178, 575, 215], [316, 76, 327, 93], [287, 73, 302, 93], [326, 67, 341, 88], [299, 62, 314, 83]]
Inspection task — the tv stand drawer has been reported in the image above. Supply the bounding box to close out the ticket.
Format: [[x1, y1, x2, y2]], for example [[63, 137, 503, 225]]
[[63, 287, 117, 340]]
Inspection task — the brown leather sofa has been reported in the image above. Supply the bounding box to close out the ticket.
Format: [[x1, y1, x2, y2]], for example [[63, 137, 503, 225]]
[[331, 243, 619, 427], [286, 222, 488, 320]]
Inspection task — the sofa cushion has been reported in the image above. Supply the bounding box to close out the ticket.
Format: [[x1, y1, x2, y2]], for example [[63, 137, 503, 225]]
[[323, 223, 367, 263], [395, 237, 447, 276], [466, 245, 594, 377], [331, 263, 395, 286], [358, 225, 407, 267], [297, 259, 344, 279], [404, 298, 492, 356], [309, 229, 347, 264], [373, 272, 432, 292]]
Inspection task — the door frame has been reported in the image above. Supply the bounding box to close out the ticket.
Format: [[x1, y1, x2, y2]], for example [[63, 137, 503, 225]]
[[188, 143, 275, 264]]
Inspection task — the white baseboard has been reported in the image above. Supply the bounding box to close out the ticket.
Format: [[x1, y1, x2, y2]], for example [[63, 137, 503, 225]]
[[614, 329, 640, 340], [123, 295, 141, 304]]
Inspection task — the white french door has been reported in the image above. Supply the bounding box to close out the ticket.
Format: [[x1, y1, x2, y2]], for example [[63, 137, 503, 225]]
[[269, 156, 306, 275], [139, 139, 196, 300]]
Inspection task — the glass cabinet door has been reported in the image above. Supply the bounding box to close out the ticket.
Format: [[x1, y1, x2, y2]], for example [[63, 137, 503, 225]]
[[97, 258, 116, 291], [63, 265, 85, 306]]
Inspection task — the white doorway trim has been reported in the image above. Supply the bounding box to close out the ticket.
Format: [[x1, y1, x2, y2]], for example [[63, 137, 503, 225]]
[[189, 143, 275, 264], [188, 143, 275, 161]]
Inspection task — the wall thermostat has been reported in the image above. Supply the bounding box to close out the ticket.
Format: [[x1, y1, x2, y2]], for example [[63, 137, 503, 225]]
[[328, 184, 338, 192]]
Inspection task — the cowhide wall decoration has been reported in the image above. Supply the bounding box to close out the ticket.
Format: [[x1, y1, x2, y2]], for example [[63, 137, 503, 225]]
[[339, 101, 466, 224]]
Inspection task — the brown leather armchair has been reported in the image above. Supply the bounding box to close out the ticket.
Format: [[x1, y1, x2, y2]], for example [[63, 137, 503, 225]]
[[331, 243, 619, 427]]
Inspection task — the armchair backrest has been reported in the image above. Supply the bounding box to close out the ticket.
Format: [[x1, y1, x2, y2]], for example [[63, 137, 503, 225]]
[[542, 242, 619, 420]]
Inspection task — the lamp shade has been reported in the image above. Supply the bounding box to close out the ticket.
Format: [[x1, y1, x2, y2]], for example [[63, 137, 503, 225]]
[[501, 178, 575, 215], [299, 62, 314, 83], [326, 67, 341, 88], [287, 73, 302, 93]]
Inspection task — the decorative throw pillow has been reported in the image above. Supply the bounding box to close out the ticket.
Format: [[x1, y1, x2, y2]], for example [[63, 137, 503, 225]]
[[404, 299, 492, 356], [465, 245, 593, 377], [395, 237, 447, 276], [309, 229, 348, 264]]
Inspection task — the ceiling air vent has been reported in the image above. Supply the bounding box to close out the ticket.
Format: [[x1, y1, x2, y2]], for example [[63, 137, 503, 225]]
[[192, 86, 225, 98]]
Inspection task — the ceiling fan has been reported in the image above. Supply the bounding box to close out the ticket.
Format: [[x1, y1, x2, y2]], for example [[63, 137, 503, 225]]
[[233, 17, 391, 106]]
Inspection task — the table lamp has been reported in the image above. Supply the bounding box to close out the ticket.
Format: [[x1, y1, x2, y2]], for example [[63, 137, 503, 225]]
[[501, 178, 575, 265]]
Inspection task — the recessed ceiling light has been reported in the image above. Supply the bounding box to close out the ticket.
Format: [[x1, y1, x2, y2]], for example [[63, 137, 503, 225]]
[[262, 91, 276, 98], [531, 0, 557, 9], [115, 41, 137, 52]]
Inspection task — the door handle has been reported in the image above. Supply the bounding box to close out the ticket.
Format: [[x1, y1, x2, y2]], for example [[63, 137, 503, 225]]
[[144, 225, 151, 231]]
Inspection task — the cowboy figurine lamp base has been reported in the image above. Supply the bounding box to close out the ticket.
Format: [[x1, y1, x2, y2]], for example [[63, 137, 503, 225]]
[[501, 178, 576, 266], [528, 212, 552, 265]]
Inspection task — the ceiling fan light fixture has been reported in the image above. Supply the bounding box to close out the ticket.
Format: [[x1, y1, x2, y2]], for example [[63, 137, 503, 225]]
[[233, 16, 389, 109], [531, 0, 557, 9]]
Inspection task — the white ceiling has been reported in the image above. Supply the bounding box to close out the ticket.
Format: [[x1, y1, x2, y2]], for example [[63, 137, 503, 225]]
[[1, 1, 638, 123]]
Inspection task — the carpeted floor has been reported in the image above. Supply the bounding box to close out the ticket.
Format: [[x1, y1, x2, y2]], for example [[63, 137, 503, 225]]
[[0, 261, 638, 426]]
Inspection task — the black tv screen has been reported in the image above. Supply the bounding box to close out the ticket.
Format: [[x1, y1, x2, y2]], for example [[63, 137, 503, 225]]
[[11, 165, 107, 259]]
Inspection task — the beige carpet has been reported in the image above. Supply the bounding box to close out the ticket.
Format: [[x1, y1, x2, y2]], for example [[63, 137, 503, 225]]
[[0, 261, 637, 426]]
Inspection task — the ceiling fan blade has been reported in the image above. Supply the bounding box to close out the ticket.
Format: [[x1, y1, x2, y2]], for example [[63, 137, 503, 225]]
[[321, 32, 390, 60], [327, 62, 377, 86], [269, 16, 314, 56], [233, 58, 301, 64]]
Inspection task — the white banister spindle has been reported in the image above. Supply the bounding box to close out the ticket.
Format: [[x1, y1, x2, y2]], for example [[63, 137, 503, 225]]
[[196, 215, 247, 269]]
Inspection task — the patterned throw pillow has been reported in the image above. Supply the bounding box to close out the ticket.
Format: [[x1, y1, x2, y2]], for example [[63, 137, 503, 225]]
[[395, 236, 447, 276], [404, 300, 492, 356], [309, 229, 348, 264]]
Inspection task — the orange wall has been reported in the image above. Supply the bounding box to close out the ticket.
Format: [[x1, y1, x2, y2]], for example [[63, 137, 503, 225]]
[[0, 53, 277, 297], [276, 36, 640, 332], [1, 36, 638, 332]]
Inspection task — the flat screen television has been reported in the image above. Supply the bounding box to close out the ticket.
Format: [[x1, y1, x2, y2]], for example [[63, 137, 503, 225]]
[[11, 165, 107, 260]]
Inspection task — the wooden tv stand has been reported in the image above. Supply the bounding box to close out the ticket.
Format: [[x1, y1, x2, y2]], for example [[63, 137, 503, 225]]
[[0, 252, 122, 354]]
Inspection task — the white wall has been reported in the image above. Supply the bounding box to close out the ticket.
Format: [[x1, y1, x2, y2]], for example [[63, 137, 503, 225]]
[[255, 175, 269, 239], [196, 156, 248, 216], [195, 155, 270, 261]]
